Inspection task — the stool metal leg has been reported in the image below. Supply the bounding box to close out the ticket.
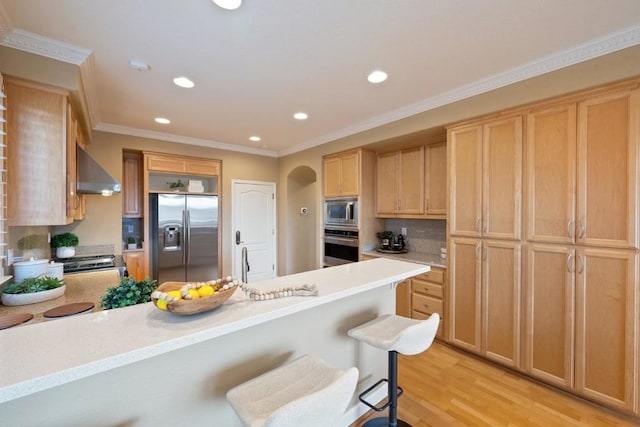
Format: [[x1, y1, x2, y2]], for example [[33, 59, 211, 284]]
[[362, 351, 411, 427]]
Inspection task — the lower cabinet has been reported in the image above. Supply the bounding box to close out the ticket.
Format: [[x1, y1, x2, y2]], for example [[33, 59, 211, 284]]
[[396, 279, 411, 317], [123, 250, 146, 281], [449, 238, 521, 368], [410, 267, 445, 338]]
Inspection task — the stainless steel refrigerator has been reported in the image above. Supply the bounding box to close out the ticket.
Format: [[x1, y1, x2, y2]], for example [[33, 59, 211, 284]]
[[150, 193, 218, 283]]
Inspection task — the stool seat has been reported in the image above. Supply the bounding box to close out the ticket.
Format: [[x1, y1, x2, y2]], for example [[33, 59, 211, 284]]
[[347, 313, 440, 355], [226, 355, 359, 427]]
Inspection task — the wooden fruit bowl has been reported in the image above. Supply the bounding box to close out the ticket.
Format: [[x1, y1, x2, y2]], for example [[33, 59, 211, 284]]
[[151, 281, 237, 315]]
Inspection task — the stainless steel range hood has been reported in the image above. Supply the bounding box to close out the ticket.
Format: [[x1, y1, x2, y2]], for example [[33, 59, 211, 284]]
[[76, 146, 121, 195]]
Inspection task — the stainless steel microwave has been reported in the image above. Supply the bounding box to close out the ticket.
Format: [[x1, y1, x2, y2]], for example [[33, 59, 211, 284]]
[[324, 197, 358, 228]]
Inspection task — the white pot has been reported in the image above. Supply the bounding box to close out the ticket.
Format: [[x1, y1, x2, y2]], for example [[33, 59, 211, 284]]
[[56, 247, 76, 258], [1, 285, 66, 306], [13, 258, 49, 283], [127, 243, 137, 250]]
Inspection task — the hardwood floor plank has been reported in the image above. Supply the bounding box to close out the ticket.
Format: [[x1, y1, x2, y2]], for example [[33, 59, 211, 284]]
[[350, 342, 639, 426]]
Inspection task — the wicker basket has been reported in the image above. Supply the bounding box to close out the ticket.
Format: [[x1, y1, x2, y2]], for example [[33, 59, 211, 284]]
[[151, 281, 237, 315]]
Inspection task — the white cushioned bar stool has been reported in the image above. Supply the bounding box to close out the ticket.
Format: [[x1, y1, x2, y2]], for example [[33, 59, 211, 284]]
[[226, 355, 359, 427], [348, 313, 440, 427]]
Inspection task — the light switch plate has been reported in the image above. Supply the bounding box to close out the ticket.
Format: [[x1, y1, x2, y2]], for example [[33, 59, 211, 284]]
[[401, 227, 407, 236]]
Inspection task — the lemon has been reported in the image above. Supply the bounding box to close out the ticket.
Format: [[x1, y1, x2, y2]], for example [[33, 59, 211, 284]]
[[156, 299, 168, 310], [198, 285, 215, 298], [187, 289, 200, 299], [166, 290, 182, 299]]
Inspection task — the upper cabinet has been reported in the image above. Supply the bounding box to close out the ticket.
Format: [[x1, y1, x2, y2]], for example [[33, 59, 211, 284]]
[[323, 150, 360, 197], [376, 146, 424, 215], [123, 151, 142, 218], [525, 88, 639, 249], [146, 152, 220, 177], [449, 116, 523, 240], [6, 77, 85, 226], [375, 142, 447, 219]]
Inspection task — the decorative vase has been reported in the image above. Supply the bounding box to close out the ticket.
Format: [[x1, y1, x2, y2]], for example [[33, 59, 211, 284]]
[[127, 243, 137, 250], [56, 246, 76, 258]]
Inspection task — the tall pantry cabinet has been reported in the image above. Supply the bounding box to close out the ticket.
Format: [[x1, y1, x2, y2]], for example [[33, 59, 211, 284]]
[[448, 80, 640, 415], [524, 87, 639, 411]]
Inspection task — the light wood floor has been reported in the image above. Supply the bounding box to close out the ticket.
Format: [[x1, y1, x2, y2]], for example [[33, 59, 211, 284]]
[[351, 342, 639, 426]]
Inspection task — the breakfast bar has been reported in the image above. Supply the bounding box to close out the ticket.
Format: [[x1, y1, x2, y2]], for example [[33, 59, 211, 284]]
[[0, 258, 428, 427]]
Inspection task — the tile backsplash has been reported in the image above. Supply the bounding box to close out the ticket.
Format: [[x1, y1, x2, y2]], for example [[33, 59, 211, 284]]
[[383, 219, 446, 254]]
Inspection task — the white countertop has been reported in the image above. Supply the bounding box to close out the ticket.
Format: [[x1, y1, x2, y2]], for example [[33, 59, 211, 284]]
[[0, 258, 428, 404], [362, 249, 447, 268]]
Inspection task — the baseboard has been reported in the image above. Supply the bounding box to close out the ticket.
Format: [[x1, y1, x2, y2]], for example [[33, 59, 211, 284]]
[[342, 382, 387, 425]]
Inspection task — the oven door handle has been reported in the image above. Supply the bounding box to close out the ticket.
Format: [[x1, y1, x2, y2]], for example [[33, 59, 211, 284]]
[[325, 236, 359, 247]]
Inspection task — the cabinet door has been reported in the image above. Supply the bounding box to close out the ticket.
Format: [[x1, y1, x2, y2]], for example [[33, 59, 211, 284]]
[[448, 237, 481, 352], [575, 248, 637, 411], [123, 153, 142, 218], [395, 279, 411, 317], [524, 244, 574, 389], [482, 116, 522, 240], [398, 146, 424, 214], [449, 125, 482, 237], [425, 142, 447, 215], [525, 104, 577, 244], [65, 102, 78, 221], [147, 154, 186, 173], [186, 158, 219, 176], [323, 155, 342, 197], [124, 251, 146, 281], [339, 151, 360, 196], [482, 240, 521, 367], [577, 88, 639, 249], [376, 151, 398, 214]]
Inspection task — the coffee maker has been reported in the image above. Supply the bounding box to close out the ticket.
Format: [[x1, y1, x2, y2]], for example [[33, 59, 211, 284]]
[[392, 234, 405, 251]]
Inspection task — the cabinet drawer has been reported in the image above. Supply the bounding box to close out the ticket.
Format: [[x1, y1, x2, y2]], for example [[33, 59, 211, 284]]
[[415, 268, 445, 285], [412, 278, 443, 298], [412, 310, 444, 337], [412, 293, 443, 315]]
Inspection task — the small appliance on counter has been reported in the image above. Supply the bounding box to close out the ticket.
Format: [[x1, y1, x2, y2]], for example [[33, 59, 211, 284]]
[[375, 232, 408, 254]]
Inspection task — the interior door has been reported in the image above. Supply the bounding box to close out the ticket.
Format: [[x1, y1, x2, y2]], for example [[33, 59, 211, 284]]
[[232, 180, 276, 282]]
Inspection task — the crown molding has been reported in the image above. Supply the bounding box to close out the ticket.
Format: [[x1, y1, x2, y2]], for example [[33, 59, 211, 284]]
[[278, 23, 640, 157], [1, 28, 90, 65], [94, 123, 279, 158]]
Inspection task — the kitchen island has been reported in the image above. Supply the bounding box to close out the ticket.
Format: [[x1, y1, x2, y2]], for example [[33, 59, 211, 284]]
[[0, 258, 428, 427]]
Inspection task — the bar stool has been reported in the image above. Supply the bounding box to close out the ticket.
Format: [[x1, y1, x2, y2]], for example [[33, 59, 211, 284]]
[[348, 313, 440, 427], [226, 355, 359, 427]]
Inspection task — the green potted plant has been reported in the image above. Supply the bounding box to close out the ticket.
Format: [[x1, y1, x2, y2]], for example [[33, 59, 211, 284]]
[[167, 179, 185, 191], [50, 232, 79, 258], [2, 276, 65, 306], [100, 276, 158, 309], [126, 236, 137, 250]]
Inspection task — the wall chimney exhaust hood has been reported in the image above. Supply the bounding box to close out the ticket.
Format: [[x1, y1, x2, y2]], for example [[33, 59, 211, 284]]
[[76, 146, 121, 196]]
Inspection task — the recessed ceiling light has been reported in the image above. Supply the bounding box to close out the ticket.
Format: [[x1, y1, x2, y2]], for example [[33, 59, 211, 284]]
[[213, 0, 241, 10], [249, 136, 261, 142], [367, 70, 388, 84], [173, 77, 195, 88], [155, 117, 171, 124], [293, 112, 308, 120]]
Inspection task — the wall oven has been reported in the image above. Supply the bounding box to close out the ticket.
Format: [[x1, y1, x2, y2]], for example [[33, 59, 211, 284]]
[[324, 197, 358, 228], [323, 227, 359, 267]]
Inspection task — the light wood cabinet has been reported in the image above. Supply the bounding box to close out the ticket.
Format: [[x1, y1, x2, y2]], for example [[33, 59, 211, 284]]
[[526, 88, 639, 249], [323, 150, 360, 197], [376, 146, 424, 215], [123, 250, 146, 281], [449, 237, 521, 367], [146, 153, 220, 176], [425, 142, 447, 215], [449, 116, 522, 240], [123, 152, 142, 218], [411, 267, 446, 338], [6, 78, 81, 226], [395, 279, 411, 317]]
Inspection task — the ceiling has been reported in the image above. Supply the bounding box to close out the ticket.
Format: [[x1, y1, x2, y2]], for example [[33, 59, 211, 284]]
[[1, 1, 639, 157]]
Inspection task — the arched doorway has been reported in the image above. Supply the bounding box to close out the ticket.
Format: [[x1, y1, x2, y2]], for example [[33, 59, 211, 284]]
[[286, 166, 317, 274]]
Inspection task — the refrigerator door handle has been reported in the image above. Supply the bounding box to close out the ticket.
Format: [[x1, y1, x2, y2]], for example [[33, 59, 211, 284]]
[[185, 209, 192, 266], [182, 210, 187, 266]]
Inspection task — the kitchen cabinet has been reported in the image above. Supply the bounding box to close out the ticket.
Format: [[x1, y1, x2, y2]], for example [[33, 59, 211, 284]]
[[526, 88, 639, 248], [146, 152, 220, 176], [449, 116, 522, 240], [410, 267, 446, 338], [323, 150, 360, 197], [123, 250, 146, 281], [395, 279, 411, 317], [376, 146, 424, 215], [449, 237, 521, 368], [6, 77, 83, 226], [425, 142, 447, 215], [123, 152, 142, 218]]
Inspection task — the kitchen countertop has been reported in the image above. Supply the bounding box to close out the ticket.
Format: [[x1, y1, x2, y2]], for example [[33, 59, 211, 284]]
[[0, 258, 428, 404], [362, 249, 447, 268]]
